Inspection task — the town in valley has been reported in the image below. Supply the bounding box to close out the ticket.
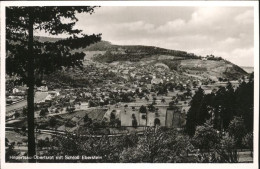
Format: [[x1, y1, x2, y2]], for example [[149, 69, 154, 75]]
[[5, 6, 255, 163]]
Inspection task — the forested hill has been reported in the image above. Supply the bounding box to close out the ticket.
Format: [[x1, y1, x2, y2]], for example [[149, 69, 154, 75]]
[[86, 41, 196, 57], [36, 37, 200, 60], [87, 41, 200, 62]]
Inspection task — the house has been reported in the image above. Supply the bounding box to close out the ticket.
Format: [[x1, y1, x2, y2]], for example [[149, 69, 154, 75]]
[[151, 77, 163, 84], [37, 86, 48, 92], [12, 86, 27, 94]]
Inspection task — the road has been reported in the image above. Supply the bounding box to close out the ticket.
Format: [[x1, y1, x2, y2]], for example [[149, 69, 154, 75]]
[[6, 92, 48, 112]]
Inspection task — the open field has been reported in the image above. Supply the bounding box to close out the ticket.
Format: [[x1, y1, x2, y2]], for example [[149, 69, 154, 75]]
[[61, 109, 107, 121], [6, 92, 48, 112]]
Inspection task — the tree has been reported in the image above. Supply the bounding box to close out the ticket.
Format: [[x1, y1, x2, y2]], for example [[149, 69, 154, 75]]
[[215, 134, 238, 163], [115, 119, 121, 127], [49, 117, 57, 129], [139, 105, 147, 114], [6, 6, 101, 162], [14, 111, 20, 118], [196, 133, 238, 163], [110, 112, 116, 120], [213, 84, 236, 131], [21, 126, 27, 133], [242, 133, 253, 157], [88, 100, 97, 107], [135, 88, 140, 94], [148, 104, 156, 112], [109, 112, 116, 127], [39, 108, 48, 117], [139, 105, 148, 126], [185, 87, 208, 136], [120, 127, 194, 163], [168, 101, 179, 111], [67, 106, 75, 114], [83, 114, 92, 127], [37, 139, 47, 150], [184, 88, 192, 98], [22, 107, 27, 117], [132, 114, 138, 128], [161, 98, 166, 103], [235, 74, 254, 132], [153, 97, 157, 102], [192, 121, 220, 152], [228, 116, 246, 148], [45, 132, 125, 162]]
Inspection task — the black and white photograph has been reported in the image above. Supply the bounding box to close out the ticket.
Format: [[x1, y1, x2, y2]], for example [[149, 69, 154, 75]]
[[0, 1, 259, 169]]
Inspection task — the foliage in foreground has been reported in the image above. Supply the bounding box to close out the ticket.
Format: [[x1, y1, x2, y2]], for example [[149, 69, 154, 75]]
[[5, 123, 250, 163]]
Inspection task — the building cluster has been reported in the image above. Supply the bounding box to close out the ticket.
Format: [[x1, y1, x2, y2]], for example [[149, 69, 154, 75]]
[[6, 58, 244, 131]]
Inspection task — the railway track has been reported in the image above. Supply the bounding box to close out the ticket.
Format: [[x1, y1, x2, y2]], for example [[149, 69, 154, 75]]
[[6, 127, 144, 138]]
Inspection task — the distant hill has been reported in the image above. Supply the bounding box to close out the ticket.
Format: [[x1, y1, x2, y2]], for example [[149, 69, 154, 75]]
[[241, 66, 254, 73], [83, 41, 247, 80], [86, 41, 200, 63], [33, 37, 248, 81]]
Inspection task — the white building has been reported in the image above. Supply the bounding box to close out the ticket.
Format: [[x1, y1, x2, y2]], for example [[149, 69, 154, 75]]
[[151, 77, 163, 84], [37, 86, 48, 92]]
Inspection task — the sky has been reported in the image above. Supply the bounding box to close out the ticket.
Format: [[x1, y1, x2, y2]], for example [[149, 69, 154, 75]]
[[38, 6, 255, 67]]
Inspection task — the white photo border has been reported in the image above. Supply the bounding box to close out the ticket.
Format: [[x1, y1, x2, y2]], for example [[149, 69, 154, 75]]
[[0, 1, 259, 169]]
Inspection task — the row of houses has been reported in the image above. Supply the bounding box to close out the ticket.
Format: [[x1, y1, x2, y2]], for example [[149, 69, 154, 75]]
[[11, 85, 48, 94]]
